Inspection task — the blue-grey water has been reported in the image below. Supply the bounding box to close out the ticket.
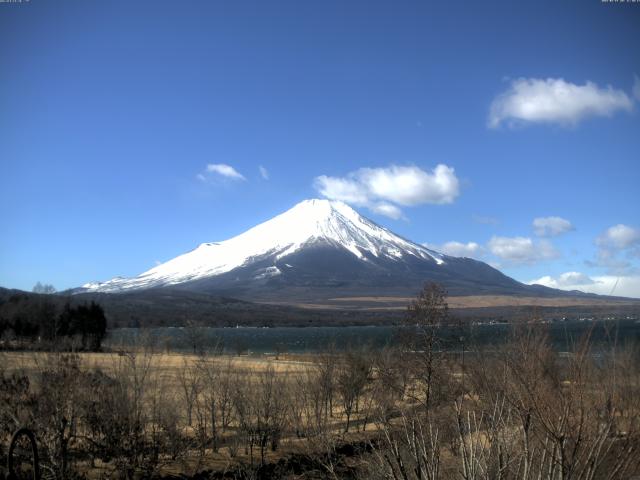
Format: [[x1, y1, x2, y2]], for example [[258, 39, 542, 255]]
[[105, 319, 640, 354]]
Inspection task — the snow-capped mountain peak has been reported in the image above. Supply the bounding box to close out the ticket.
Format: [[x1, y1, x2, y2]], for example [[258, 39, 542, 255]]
[[80, 199, 445, 293]]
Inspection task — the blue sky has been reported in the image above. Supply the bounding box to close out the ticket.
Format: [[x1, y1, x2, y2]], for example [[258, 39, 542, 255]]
[[1, 0, 639, 296]]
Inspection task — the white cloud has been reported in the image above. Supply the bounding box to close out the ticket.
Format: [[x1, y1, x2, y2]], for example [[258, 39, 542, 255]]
[[489, 77, 634, 128], [529, 271, 594, 289], [314, 164, 460, 219], [369, 202, 404, 220], [591, 224, 640, 274], [533, 216, 574, 237], [204, 163, 246, 181], [556, 271, 594, 286], [357, 165, 460, 206], [487, 236, 559, 265], [314, 175, 370, 206], [259, 165, 269, 180], [529, 273, 640, 299], [426, 241, 483, 259], [596, 224, 640, 250]]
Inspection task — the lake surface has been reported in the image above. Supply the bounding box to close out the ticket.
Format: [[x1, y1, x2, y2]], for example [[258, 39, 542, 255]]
[[105, 318, 640, 354]]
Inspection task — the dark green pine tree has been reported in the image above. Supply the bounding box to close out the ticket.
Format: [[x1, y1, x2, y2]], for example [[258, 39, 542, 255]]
[[57, 302, 72, 339], [88, 302, 107, 351]]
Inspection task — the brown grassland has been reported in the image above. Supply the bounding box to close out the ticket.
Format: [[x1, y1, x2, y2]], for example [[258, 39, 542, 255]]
[[267, 294, 640, 312]]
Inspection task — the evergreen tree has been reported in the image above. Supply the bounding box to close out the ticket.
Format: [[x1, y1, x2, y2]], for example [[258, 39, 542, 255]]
[[57, 302, 72, 338], [88, 302, 107, 350]]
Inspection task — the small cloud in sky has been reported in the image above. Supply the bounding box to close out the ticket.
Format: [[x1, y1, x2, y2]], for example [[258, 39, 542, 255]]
[[586, 250, 636, 276], [596, 224, 640, 250], [204, 163, 246, 180], [528, 272, 640, 298], [488, 77, 634, 128], [590, 224, 640, 274], [533, 216, 574, 237], [259, 165, 269, 180], [314, 164, 460, 219], [425, 241, 484, 259], [487, 235, 559, 265]]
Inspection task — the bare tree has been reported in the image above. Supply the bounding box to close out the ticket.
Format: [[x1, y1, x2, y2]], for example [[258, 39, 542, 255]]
[[461, 325, 640, 480], [254, 364, 289, 464], [317, 347, 338, 423], [177, 357, 201, 427], [108, 347, 155, 477], [182, 319, 205, 354], [337, 348, 371, 433], [370, 410, 442, 480], [35, 354, 84, 477], [404, 282, 449, 415], [195, 354, 236, 452]]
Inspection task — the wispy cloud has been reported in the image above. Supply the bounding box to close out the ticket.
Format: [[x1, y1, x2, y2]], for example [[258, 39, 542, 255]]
[[533, 216, 574, 237], [489, 77, 634, 128], [314, 164, 460, 219], [487, 235, 559, 265], [204, 163, 246, 180], [259, 165, 269, 180]]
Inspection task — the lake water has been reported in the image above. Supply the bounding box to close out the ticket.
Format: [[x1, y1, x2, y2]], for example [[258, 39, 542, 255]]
[[105, 318, 640, 354]]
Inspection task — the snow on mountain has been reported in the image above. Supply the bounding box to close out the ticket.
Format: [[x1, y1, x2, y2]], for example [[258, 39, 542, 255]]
[[80, 199, 446, 293]]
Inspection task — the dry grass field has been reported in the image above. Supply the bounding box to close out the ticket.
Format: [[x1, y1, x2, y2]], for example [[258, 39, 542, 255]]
[[331, 295, 639, 308], [262, 294, 640, 312], [0, 351, 314, 377], [0, 349, 385, 478]]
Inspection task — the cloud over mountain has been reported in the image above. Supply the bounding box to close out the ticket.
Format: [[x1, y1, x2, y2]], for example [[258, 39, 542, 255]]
[[488, 236, 559, 265], [314, 164, 460, 218], [530, 271, 595, 288], [425, 241, 483, 259], [529, 272, 640, 298]]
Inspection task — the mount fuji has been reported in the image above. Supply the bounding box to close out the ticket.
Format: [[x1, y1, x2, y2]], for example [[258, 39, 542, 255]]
[[76, 199, 566, 302]]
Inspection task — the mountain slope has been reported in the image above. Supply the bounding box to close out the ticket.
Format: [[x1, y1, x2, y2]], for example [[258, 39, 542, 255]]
[[77, 199, 582, 301]]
